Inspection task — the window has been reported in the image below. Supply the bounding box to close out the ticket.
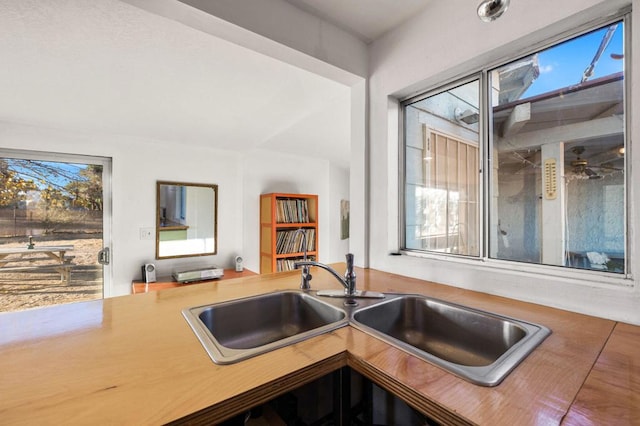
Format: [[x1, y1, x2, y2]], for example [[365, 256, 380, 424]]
[[402, 18, 627, 276], [0, 149, 112, 312], [404, 79, 480, 256]]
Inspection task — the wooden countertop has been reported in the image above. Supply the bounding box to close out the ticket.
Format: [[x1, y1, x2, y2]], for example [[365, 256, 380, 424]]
[[131, 269, 257, 293], [562, 322, 640, 425], [0, 266, 636, 425]]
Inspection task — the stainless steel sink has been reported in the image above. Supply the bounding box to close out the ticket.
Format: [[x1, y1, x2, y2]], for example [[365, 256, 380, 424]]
[[351, 294, 550, 386], [183, 290, 348, 364], [184, 290, 549, 385]]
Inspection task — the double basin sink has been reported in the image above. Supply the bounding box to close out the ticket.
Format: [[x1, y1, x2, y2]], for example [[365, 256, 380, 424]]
[[183, 290, 550, 386]]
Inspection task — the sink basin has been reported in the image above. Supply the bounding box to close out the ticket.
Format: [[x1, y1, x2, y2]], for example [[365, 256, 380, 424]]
[[183, 290, 348, 364], [183, 289, 550, 384], [352, 294, 550, 386]]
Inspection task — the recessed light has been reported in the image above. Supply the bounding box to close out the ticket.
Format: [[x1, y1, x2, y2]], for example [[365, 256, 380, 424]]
[[477, 0, 510, 22]]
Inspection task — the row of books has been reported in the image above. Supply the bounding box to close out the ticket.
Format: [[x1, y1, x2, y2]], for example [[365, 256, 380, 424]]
[[276, 198, 310, 223], [276, 229, 316, 254], [277, 256, 316, 272]]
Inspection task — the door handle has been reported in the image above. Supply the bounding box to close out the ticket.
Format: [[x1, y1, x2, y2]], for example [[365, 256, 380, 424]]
[[98, 247, 110, 265]]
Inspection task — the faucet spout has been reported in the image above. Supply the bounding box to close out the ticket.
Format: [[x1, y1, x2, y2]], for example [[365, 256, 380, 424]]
[[295, 259, 351, 293], [295, 253, 384, 299], [294, 253, 356, 296]]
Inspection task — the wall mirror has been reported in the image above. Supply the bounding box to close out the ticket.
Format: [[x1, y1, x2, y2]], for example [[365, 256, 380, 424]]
[[156, 181, 218, 259]]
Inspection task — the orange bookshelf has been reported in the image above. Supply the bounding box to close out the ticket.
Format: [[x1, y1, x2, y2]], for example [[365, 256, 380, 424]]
[[260, 193, 318, 273]]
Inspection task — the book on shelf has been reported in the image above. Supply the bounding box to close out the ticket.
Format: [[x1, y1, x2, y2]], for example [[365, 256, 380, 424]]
[[277, 256, 316, 272], [275, 229, 315, 254], [276, 198, 310, 223]]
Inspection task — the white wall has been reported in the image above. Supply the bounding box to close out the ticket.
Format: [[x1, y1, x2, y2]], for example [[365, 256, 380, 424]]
[[176, 0, 368, 81], [242, 150, 349, 273], [0, 119, 354, 295], [124, 0, 367, 85], [367, 0, 640, 324], [0, 121, 350, 296], [0, 0, 365, 298], [126, 0, 368, 267], [0, 121, 243, 296], [329, 165, 350, 261]]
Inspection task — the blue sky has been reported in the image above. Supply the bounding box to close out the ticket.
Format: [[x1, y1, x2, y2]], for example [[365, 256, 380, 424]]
[[522, 22, 624, 98]]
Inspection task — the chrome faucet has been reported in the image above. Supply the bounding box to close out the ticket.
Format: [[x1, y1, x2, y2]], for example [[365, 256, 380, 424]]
[[295, 253, 356, 295], [294, 253, 384, 299], [294, 228, 312, 290]]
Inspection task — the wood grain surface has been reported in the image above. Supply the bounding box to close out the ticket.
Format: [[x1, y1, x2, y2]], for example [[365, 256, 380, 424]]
[[131, 268, 257, 293], [562, 322, 640, 425], [0, 266, 635, 425]]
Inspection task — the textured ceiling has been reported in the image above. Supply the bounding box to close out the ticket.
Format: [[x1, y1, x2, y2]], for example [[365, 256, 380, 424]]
[[0, 0, 351, 165]]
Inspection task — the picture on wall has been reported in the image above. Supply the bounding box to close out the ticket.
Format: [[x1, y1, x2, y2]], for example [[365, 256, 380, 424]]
[[341, 199, 350, 240]]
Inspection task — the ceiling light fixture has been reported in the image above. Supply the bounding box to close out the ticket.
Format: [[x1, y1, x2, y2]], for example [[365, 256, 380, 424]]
[[477, 0, 510, 22]]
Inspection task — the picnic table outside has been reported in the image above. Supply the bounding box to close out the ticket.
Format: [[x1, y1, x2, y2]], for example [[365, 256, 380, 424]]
[[0, 245, 75, 284]]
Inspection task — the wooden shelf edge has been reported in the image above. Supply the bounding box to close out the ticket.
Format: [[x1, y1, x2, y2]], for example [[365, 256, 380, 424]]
[[274, 251, 317, 259], [261, 192, 318, 199], [274, 222, 318, 228], [169, 352, 347, 425], [347, 354, 473, 426]]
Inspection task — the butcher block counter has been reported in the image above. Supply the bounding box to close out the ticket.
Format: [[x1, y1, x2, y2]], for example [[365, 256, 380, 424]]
[[0, 266, 638, 425]]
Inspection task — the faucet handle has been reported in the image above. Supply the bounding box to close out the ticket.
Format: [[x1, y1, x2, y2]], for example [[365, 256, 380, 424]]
[[345, 253, 354, 269], [344, 253, 356, 295]]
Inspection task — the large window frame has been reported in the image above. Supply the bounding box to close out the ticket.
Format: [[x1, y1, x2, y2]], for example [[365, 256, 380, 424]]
[[400, 12, 631, 283], [401, 76, 483, 258]]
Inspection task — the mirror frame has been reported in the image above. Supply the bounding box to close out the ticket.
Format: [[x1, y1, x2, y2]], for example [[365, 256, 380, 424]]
[[156, 180, 218, 260]]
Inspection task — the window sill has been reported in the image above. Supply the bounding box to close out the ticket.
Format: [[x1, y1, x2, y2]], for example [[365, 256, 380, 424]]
[[398, 249, 633, 289]]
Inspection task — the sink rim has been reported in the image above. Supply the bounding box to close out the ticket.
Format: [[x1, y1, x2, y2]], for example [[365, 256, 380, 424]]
[[183, 289, 551, 386], [182, 289, 349, 364], [350, 293, 551, 386]]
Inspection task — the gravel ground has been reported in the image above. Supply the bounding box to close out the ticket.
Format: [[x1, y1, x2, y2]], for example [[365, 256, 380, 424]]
[[0, 238, 103, 313]]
